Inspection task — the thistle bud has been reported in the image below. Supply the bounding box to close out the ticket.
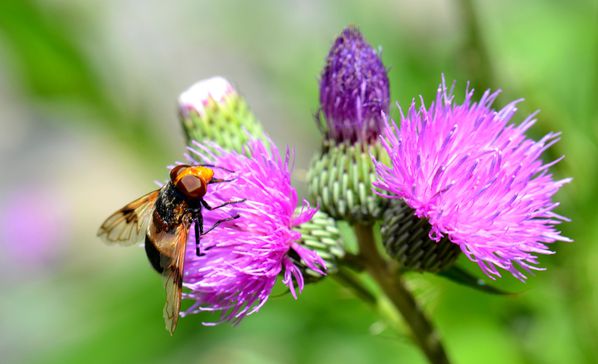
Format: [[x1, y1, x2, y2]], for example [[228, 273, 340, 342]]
[[178, 76, 264, 152], [319, 27, 389, 144], [309, 27, 390, 223]]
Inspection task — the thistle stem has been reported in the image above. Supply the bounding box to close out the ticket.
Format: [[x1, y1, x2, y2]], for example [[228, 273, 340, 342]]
[[354, 224, 450, 364], [334, 267, 377, 305], [458, 0, 495, 93]]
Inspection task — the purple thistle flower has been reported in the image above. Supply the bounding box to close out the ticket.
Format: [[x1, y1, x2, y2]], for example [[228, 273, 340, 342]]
[[373, 80, 571, 280], [180, 139, 326, 324], [319, 27, 390, 143]]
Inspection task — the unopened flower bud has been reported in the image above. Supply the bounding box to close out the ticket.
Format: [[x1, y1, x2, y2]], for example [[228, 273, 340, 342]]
[[319, 27, 389, 144], [178, 76, 264, 152], [309, 27, 391, 223]]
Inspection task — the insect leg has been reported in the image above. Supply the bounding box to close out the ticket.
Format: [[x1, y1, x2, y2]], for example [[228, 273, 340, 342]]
[[202, 214, 241, 236], [201, 198, 246, 211], [193, 208, 204, 257]]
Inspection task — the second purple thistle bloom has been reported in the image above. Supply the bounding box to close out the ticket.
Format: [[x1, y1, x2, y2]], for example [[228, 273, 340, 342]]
[[373, 80, 571, 280]]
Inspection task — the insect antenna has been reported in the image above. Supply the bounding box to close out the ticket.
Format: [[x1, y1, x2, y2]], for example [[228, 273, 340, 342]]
[[197, 164, 236, 174], [209, 177, 238, 184]]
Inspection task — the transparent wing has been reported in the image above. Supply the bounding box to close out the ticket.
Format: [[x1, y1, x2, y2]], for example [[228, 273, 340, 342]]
[[162, 225, 188, 335], [97, 189, 160, 246]]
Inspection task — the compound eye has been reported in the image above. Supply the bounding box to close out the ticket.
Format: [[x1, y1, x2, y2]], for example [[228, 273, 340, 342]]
[[170, 164, 190, 182], [176, 174, 206, 199]]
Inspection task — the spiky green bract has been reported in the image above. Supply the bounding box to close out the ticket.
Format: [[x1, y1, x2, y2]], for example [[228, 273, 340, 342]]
[[308, 140, 388, 223], [381, 200, 460, 273], [291, 209, 344, 282]]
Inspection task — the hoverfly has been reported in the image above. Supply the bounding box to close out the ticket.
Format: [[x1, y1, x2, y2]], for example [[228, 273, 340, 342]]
[[97, 164, 245, 334]]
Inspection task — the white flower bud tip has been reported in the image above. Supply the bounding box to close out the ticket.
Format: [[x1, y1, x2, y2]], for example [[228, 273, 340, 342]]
[[178, 76, 237, 117]]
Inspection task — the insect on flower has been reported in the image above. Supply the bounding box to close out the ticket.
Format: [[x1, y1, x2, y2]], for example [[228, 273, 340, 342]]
[[97, 164, 245, 334]]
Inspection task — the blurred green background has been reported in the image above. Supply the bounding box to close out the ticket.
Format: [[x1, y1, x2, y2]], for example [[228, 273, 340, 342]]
[[0, 1, 596, 363]]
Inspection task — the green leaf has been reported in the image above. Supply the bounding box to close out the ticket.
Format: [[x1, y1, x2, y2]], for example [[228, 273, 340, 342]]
[[439, 266, 515, 295]]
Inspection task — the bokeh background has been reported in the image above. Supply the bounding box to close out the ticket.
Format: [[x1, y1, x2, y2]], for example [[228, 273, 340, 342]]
[[0, 1, 596, 363]]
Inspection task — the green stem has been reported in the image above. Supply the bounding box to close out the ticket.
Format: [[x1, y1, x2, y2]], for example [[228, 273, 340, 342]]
[[354, 224, 451, 364], [458, 0, 495, 92], [334, 267, 377, 305], [340, 252, 367, 272]]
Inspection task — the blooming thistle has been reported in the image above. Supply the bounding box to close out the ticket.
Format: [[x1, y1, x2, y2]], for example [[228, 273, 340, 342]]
[[373, 80, 571, 280], [309, 27, 390, 223], [179, 139, 326, 324]]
